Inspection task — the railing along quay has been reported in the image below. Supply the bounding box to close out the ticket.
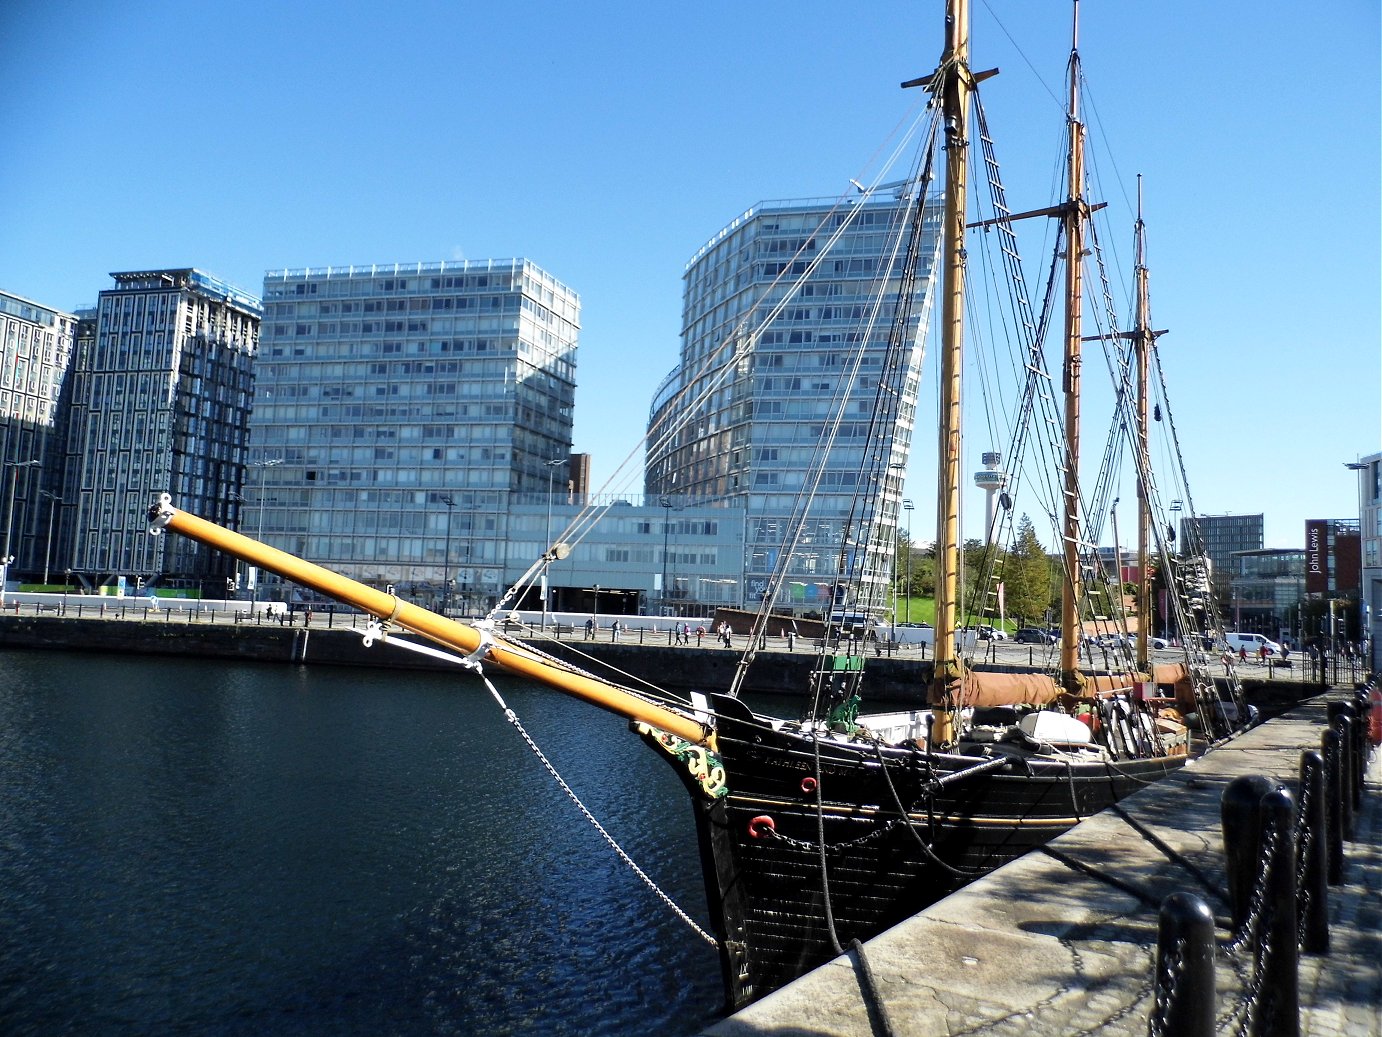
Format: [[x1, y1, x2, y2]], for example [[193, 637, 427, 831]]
[[702, 684, 1382, 1037]]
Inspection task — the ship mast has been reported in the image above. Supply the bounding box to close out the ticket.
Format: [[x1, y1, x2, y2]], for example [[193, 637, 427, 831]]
[[1132, 177, 1160, 672], [926, 0, 973, 746], [1058, 2, 1088, 687]]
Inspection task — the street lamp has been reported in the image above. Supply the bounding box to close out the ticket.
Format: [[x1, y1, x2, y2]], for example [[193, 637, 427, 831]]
[[543, 459, 564, 628], [1, 459, 40, 603], [902, 499, 914, 623], [659, 495, 672, 615], [39, 490, 62, 586], [440, 493, 456, 615], [247, 458, 282, 609]]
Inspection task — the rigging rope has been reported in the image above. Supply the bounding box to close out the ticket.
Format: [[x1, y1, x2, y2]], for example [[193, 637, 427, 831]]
[[475, 669, 719, 948]]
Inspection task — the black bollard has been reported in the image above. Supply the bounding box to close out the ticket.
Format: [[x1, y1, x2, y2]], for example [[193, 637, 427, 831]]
[[1328, 701, 1362, 811], [1322, 727, 1344, 885], [1151, 892, 1216, 1037], [1222, 774, 1279, 933], [1254, 787, 1300, 1037], [1351, 692, 1369, 805], [1331, 714, 1356, 840], [1297, 750, 1329, 954]]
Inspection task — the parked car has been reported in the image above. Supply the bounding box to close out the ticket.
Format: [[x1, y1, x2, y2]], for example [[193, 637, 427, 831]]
[[1148, 636, 1169, 650], [1014, 627, 1055, 644], [968, 624, 1007, 641]]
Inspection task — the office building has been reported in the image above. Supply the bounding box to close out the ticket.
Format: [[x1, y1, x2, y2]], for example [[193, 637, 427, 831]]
[[646, 193, 940, 616], [252, 259, 578, 610], [64, 270, 259, 592], [1351, 452, 1382, 667], [1226, 548, 1304, 638], [1181, 512, 1263, 614], [0, 290, 77, 584]]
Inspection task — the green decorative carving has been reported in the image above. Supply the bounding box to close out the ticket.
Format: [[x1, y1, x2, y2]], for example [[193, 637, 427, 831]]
[[637, 724, 729, 799]]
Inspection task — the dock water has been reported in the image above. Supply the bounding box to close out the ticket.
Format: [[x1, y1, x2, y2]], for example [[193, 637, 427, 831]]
[[702, 692, 1381, 1036]]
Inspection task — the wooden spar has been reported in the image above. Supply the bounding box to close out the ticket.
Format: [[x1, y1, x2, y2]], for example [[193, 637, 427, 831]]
[[1133, 176, 1153, 672], [925, 0, 972, 746], [1058, 3, 1087, 685], [145, 495, 714, 747]]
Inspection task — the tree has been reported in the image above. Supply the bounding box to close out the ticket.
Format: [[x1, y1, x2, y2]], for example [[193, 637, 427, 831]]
[[1000, 515, 1054, 626]]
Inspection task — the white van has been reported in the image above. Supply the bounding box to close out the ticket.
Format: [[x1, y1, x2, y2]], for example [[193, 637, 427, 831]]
[[1224, 631, 1282, 657]]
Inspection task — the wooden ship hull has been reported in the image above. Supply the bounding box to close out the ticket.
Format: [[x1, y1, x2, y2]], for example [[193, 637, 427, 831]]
[[645, 691, 1185, 1007]]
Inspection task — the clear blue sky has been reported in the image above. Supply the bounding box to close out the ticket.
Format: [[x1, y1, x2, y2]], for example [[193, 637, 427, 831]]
[[2, 1, 1377, 550]]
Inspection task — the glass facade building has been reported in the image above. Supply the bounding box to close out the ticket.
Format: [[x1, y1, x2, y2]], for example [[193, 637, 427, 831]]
[[68, 270, 259, 589], [253, 260, 578, 609], [1227, 548, 1303, 636], [1181, 512, 1264, 614], [646, 194, 939, 616], [0, 290, 77, 582]]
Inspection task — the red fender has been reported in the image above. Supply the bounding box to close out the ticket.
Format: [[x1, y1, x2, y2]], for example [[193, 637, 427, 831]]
[[747, 815, 776, 839]]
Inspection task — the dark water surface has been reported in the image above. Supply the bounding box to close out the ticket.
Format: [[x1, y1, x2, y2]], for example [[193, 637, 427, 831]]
[[0, 650, 726, 1035]]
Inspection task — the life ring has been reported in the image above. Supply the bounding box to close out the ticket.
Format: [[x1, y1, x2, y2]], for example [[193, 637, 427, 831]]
[[800, 776, 819, 795], [747, 815, 776, 839]]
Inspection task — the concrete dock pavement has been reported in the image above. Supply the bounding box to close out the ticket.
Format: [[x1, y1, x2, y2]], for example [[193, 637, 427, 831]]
[[701, 693, 1381, 1037]]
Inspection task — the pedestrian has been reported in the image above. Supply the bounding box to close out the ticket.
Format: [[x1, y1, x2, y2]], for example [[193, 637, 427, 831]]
[[1221, 649, 1234, 676], [304, 608, 313, 627], [1238, 646, 1247, 665], [584, 617, 594, 640], [682, 622, 691, 646], [1258, 644, 1268, 665], [696, 625, 705, 647]]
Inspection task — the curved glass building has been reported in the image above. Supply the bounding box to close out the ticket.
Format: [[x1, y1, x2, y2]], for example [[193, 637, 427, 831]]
[[646, 194, 939, 616]]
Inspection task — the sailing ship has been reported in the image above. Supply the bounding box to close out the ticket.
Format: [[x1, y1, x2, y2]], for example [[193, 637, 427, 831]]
[[146, 0, 1247, 1014]]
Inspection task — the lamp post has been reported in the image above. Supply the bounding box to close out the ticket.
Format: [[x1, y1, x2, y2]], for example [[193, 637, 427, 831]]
[[903, 498, 914, 623], [39, 490, 62, 585], [440, 493, 456, 615], [2, 459, 40, 603], [247, 459, 282, 609], [659, 495, 672, 615], [543, 459, 564, 628]]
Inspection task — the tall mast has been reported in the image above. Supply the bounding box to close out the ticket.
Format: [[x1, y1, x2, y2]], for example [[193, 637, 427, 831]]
[[1133, 177, 1156, 672], [927, 0, 972, 745], [1058, 1, 1087, 685]]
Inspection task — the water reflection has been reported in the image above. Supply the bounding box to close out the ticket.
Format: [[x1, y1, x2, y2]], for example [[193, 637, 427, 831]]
[[0, 651, 724, 1035]]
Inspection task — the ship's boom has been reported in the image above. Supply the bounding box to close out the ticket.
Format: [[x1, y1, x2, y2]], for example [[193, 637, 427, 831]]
[[146, 495, 714, 746]]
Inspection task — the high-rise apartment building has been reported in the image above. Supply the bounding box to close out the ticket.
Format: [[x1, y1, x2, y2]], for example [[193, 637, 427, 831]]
[[0, 290, 77, 583], [253, 260, 578, 610], [646, 194, 939, 615], [66, 270, 259, 591]]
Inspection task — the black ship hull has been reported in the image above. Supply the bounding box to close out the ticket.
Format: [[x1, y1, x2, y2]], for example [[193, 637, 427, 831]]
[[646, 692, 1186, 1010]]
